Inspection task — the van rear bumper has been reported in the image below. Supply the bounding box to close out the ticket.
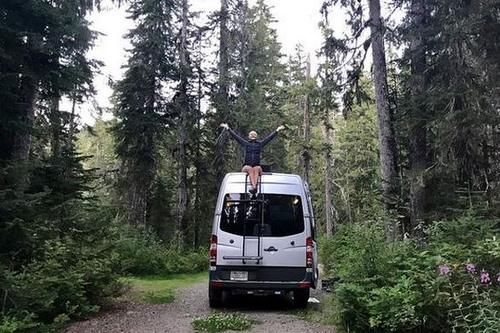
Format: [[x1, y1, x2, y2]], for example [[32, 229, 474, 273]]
[[209, 279, 311, 290], [209, 266, 314, 289]]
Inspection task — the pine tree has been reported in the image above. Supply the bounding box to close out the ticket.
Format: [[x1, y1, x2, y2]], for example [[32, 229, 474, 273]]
[[406, 0, 427, 238], [1, 1, 121, 324], [113, 0, 179, 226], [174, 0, 198, 245], [282, 45, 316, 177], [397, 0, 500, 221], [213, 0, 231, 186], [318, 8, 342, 236], [234, 0, 287, 170]]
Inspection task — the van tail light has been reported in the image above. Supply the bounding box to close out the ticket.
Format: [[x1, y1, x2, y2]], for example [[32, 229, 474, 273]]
[[209, 235, 217, 266], [306, 237, 313, 268]]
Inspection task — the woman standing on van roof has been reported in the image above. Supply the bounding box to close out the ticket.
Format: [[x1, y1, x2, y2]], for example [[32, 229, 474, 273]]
[[220, 123, 285, 193]]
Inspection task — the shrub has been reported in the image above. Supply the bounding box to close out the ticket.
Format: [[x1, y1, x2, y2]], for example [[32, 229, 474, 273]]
[[114, 225, 208, 276], [114, 226, 167, 275], [0, 313, 38, 333], [323, 216, 500, 333], [163, 249, 207, 275], [4, 237, 121, 323], [0, 201, 123, 332]]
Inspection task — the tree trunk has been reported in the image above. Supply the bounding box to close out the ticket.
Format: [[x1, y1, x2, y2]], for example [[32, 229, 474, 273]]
[[11, 35, 41, 165], [177, 0, 190, 246], [301, 56, 312, 184], [49, 94, 61, 158], [12, 74, 37, 163], [323, 114, 335, 236], [408, 0, 427, 239], [368, 0, 400, 218], [67, 93, 77, 149], [193, 46, 203, 249], [237, 0, 249, 95], [127, 175, 151, 226], [215, 0, 230, 187]]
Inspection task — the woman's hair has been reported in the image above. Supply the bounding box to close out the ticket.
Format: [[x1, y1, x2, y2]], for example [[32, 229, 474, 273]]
[[248, 130, 258, 138]]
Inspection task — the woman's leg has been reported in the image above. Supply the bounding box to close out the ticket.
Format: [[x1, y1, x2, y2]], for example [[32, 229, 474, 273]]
[[242, 166, 256, 190], [254, 166, 262, 190], [249, 166, 262, 190], [241, 165, 253, 189]]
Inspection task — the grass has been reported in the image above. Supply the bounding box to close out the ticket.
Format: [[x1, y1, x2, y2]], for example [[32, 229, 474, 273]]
[[192, 313, 254, 333], [121, 272, 207, 304], [292, 293, 337, 326]]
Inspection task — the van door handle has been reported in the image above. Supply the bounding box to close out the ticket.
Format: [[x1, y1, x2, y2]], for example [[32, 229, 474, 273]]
[[264, 246, 278, 252]]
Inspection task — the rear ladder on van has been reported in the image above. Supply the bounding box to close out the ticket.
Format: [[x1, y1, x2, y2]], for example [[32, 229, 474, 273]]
[[222, 174, 266, 264]]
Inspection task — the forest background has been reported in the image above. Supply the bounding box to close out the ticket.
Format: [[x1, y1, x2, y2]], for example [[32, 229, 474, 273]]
[[0, 0, 499, 332]]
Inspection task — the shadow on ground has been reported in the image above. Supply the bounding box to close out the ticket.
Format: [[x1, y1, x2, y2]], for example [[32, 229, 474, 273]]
[[219, 293, 302, 311]]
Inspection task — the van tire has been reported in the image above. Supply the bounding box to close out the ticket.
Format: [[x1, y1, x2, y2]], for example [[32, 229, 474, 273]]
[[293, 288, 310, 308], [209, 285, 223, 308]]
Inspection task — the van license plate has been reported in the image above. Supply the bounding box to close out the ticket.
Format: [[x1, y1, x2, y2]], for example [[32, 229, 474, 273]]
[[230, 271, 248, 281]]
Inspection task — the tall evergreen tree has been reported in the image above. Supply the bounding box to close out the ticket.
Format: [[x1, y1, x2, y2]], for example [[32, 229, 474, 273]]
[[213, 0, 231, 186], [405, 0, 428, 238], [282, 45, 316, 177], [174, 0, 198, 245], [0, 1, 122, 326], [234, 0, 287, 170], [318, 7, 342, 236], [113, 0, 177, 226], [397, 0, 500, 222]]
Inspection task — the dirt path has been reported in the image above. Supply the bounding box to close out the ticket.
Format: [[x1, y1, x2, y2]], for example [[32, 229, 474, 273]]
[[65, 281, 335, 333]]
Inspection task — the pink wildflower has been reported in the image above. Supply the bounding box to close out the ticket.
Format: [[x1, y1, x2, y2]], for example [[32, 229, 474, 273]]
[[465, 263, 476, 274], [480, 270, 491, 284], [439, 264, 451, 276]]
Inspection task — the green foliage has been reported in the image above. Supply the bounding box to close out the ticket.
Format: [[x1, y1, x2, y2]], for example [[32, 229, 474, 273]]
[[77, 119, 119, 208], [5, 239, 117, 320], [331, 97, 383, 223], [0, 313, 38, 333], [319, 223, 388, 281], [322, 215, 500, 333], [114, 225, 207, 276], [192, 313, 253, 333], [0, 201, 123, 326], [112, 0, 179, 226]]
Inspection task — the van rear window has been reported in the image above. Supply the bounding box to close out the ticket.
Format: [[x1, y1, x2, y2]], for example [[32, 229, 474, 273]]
[[220, 194, 305, 237]]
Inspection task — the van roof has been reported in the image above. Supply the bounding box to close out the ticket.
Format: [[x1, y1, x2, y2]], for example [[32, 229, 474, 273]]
[[224, 172, 304, 186]]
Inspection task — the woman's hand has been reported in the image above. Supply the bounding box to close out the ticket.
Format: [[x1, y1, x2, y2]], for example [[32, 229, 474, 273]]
[[277, 125, 285, 132], [220, 123, 229, 129]]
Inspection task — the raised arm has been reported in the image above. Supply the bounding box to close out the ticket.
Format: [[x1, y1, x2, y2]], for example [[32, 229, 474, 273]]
[[220, 123, 247, 146], [261, 125, 285, 146]]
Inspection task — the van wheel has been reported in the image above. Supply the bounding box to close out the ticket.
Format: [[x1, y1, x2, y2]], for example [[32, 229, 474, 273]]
[[293, 288, 310, 308], [209, 285, 223, 308]]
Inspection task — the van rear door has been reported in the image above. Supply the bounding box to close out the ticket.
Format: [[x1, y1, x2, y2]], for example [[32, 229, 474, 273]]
[[218, 193, 306, 268], [259, 194, 306, 267]]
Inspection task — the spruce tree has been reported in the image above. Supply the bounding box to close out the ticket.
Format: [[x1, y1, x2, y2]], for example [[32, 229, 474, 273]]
[[113, 0, 178, 226]]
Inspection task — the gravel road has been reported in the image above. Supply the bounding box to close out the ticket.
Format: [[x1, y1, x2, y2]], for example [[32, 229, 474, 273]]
[[65, 280, 335, 333]]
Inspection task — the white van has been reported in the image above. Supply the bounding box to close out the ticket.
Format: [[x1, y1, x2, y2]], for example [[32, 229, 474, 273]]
[[208, 172, 319, 308]]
